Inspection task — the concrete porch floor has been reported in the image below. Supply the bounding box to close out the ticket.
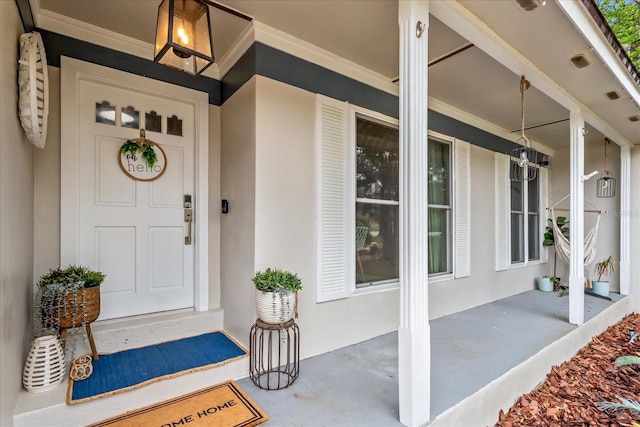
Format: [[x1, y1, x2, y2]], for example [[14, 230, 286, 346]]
[[13, 289, 627, 426], [237, 289, 625, 426]]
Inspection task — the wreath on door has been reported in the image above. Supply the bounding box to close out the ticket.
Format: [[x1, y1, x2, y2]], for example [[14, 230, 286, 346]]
[[120, 139, 158, 168]]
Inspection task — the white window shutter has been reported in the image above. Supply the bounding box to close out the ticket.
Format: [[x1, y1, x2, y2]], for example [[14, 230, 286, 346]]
[[316, 95, 350, 302], [454, 140, 471, 278], [495, 153, 511, 271], [538, 167, 549, 264]]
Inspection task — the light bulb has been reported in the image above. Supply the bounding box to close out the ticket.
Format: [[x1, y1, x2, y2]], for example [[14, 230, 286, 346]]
[[177, 27, 189, 45], [172, 24, 192, 59], [518, 151, 529, 167]]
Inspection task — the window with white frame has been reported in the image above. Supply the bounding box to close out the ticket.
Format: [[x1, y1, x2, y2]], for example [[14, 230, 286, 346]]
[[510, 170, 540, 263], [428, 137, 452, 275], [355, 115, 399, 288], [428, 134, 471, 279], [495, 153, 547, 271], [316, 95, 471, 303]]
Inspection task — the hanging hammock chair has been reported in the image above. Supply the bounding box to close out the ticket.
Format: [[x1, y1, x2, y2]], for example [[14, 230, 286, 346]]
[[547, 195, 603, 266]]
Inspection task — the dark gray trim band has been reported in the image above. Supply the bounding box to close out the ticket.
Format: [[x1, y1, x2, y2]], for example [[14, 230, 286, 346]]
[[221, 43, 398, 118], [221, 42, 521, 156], [38, 29, 221, 105], [38, 27, 529, 158], [256, 43, 399, 119], [15, 0, 35, 32], [429, 110, 523, 158]]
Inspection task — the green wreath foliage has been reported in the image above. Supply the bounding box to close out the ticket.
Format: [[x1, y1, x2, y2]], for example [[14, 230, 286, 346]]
[[141, 143, 158, 168], [120, 140, 158, 168]]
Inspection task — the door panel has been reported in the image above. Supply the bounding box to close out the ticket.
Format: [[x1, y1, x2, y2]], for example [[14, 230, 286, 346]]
[[149, 227, 184, 289], [96, 136, 134, 205], [95, 227, 136, 293], [77, 79, 195, 320]]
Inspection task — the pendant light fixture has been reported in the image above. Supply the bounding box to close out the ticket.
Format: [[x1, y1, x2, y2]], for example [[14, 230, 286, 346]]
[[596, 138, 616, 198], [154, 0, 214, 75], [510, 75, 539, 181]]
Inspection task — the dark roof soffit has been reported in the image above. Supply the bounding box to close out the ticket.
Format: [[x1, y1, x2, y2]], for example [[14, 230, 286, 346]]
[[581, 0, 640, 87]]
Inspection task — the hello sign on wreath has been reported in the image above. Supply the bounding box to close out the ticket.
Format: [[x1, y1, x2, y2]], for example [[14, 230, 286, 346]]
[[119, 130, 167, 181]]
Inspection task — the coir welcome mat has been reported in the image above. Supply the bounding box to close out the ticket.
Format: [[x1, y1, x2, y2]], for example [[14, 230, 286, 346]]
[[68, 331, 247, 404], [88, 381, 268, 427]]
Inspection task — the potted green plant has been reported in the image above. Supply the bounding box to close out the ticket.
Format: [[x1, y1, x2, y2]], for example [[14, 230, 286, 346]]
[[592, 256, 617, 297], [536, 276, 554, 292], [252, 268, 302, 324], [37, 265, 105, 331], [541, 216, 569, 292]]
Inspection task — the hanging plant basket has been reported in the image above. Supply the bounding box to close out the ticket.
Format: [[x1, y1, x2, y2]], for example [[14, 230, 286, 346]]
[[40, 285, 101, 330], [36, 265, 104, 332]]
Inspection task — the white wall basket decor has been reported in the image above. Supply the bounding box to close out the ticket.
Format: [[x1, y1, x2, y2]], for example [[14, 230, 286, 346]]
[[18, 31, 49, 149], [23, 335, 66, 393]]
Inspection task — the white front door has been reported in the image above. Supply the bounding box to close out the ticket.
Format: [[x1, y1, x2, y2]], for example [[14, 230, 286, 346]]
[[61, 58, 209, 320]]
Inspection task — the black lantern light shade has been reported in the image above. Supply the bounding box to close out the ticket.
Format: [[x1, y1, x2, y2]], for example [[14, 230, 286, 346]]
[[510, 75, 539, 182], [154, 0, 214, 75], [596, 138, 616, 198]]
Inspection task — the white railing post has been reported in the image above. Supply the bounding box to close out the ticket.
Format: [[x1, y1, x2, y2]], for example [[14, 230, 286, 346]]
[[619, 146, 630, 295], [398, 1, 430, 426], [569, 110, 585, 325]]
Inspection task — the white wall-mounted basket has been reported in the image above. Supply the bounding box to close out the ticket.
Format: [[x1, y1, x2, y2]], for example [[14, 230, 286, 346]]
[[18, 31, 49, 149], [23, 335, 66, 393]]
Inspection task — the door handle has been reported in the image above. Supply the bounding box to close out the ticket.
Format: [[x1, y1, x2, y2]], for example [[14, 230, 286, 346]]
[[184, 194, 193, 245], [184, 208, 193, 245]]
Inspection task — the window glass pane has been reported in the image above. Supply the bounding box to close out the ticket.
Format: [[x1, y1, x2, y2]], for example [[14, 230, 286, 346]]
[[356, 117, 399, 201], [528, 173, 539, 213], [428, 207, 450, 275], [511, 213, 524, 263], [356, 203, 399, 286], [510, 178, 523, 212], [428, 139, 450, 206], [528, 214, 539, 260]]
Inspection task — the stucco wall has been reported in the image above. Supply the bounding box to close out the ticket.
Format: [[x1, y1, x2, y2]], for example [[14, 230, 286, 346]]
[[550, 142, 621, 291], [220, 77, 257, 344], [1, 2, 35, 425], [253, 77, 400, 357], [428, 144, 548, 319], [34, 67, 61, 279], [223, 76, 550, 359]]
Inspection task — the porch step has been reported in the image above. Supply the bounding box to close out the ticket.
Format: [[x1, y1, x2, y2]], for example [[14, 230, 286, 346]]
[[66, 307, 228, 357], [14, 309, 250, 427]]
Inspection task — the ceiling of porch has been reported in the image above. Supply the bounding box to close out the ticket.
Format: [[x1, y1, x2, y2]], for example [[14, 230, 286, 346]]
[[35, 0, 640, 150]]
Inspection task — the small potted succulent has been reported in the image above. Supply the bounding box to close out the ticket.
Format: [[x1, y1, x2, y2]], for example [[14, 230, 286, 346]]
[[592, 256, 617, 297], [541, 216, 569, 291], [252, 268, 302, 324]]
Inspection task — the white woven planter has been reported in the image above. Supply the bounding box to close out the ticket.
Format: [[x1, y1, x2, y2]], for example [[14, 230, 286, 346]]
[[23, 335, 66, 393], [256, 290, 296, 324]]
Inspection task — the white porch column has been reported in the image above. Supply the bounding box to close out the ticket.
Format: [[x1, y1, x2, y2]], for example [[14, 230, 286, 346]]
[[620, 146, 631, 295], [569, 110, 585, 325], [398, 1, 430, 426]]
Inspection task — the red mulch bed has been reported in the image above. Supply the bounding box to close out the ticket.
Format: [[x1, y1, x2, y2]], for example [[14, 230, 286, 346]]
[[496, 313, 640, 427]]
